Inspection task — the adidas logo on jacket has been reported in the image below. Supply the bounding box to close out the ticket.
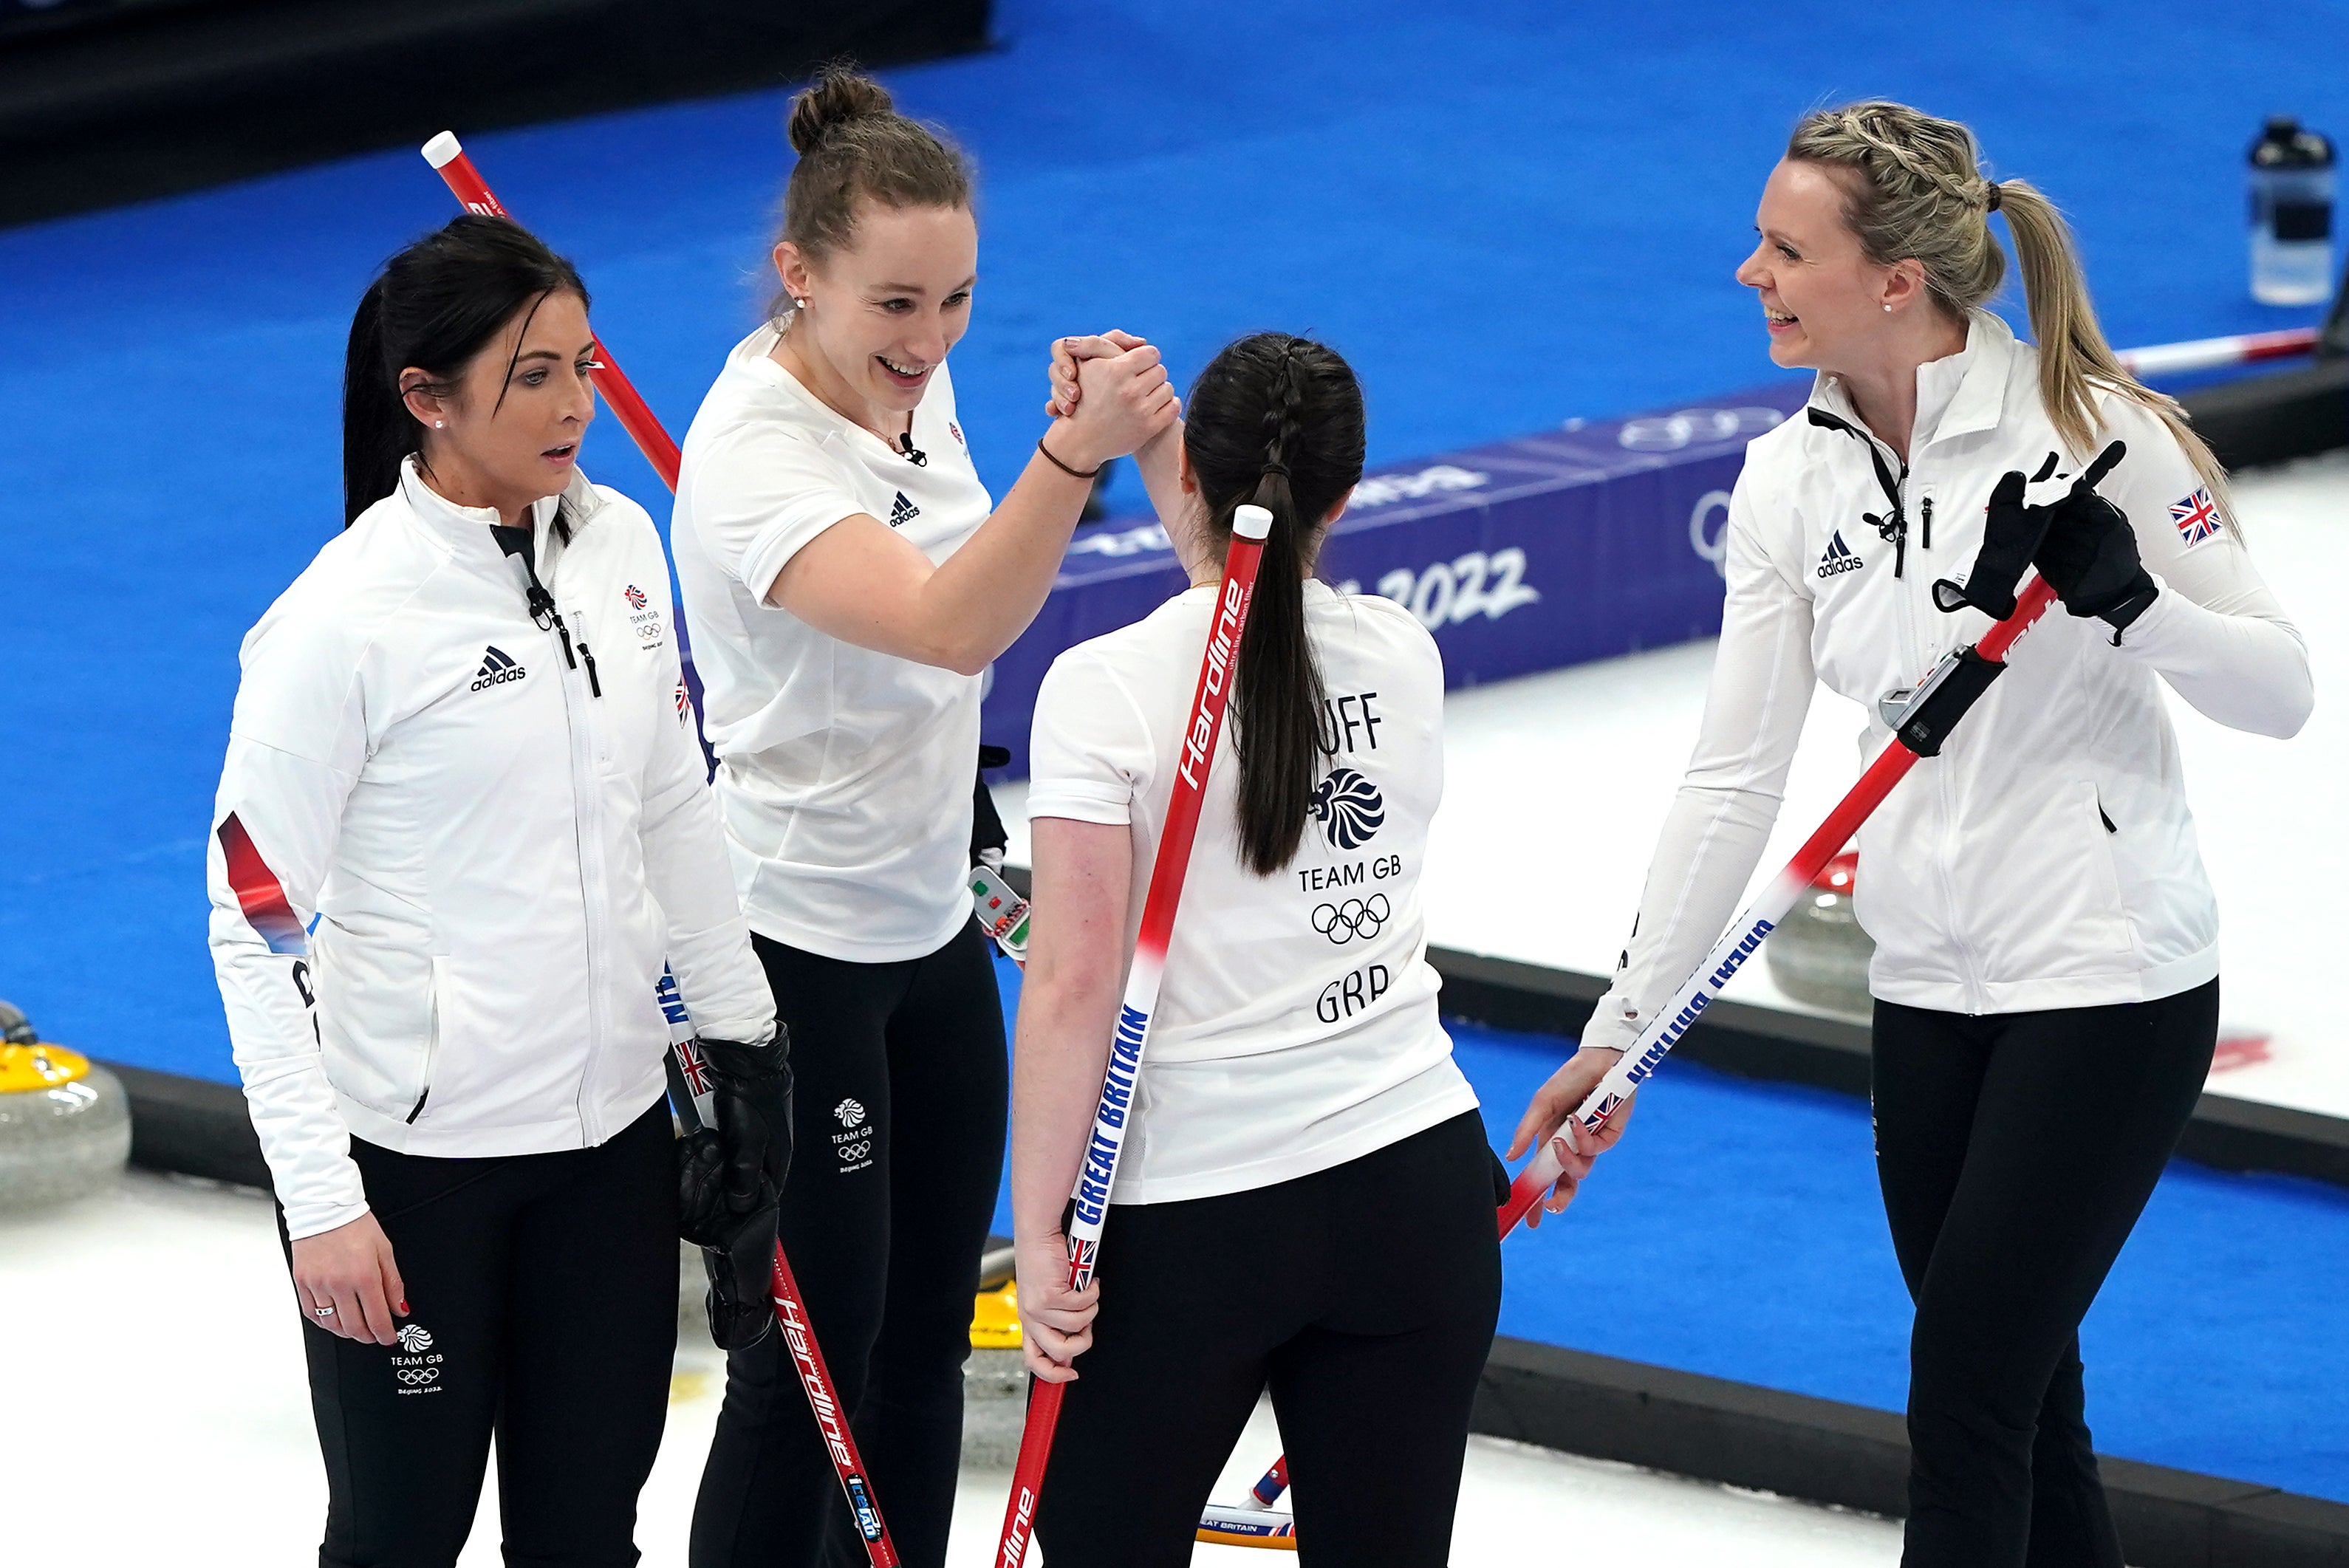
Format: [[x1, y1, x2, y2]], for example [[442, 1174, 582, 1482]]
[[1815, 530, 1863, 578], [469, 646, 526, 690]]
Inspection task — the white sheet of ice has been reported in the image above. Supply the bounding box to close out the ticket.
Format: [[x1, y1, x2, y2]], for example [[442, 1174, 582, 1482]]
[[0, 1171, 1903, 1564]]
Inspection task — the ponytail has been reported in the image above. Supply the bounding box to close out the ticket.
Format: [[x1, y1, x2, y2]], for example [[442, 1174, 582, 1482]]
[[1183, 333, 1367, 876], [1788, 101, 2237, 527], [340, 214, 590, 528], [1997, 179, 2236, 521], [1231, 459, 1321, 877], [341, 279, 417, 527]]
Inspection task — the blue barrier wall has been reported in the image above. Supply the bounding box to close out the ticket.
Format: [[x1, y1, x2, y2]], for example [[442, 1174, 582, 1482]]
[[979, 380, 1810, 771]]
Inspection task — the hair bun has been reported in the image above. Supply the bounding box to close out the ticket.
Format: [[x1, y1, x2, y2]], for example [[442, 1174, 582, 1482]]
[[788, 65, 895, 155]]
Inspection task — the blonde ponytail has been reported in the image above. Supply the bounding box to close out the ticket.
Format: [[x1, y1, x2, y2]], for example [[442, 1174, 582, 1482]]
[[1789, 102, 2237, 526]]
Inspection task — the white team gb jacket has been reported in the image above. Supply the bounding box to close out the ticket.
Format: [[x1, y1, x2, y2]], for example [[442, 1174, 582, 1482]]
[[1586, 309, 2312, 1047], [208, 460, 774, 1239]]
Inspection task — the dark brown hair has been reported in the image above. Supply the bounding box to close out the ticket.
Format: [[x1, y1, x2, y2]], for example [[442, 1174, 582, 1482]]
[[1184, 333, 1367, 875], [773, 64, 973, 315], [343, 214, 589, 527]]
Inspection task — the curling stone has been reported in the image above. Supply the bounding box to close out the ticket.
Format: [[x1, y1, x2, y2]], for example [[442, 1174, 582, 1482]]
[[0, 1000, 132, 1211], [1763, 851, 1875, 1019]]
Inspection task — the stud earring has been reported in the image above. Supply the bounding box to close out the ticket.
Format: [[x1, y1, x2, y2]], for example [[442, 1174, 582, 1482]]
[[1882, 304, 1892, 312], [434, 420, 445, 428]]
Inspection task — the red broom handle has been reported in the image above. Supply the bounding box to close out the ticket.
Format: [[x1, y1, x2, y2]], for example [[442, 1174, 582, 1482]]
[[427, 131, 897, 1568]]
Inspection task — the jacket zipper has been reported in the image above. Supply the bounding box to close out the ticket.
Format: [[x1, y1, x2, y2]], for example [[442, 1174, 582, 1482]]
[[516, 564, 604, 702], [551, 595, 611, 1142], [512, 535, 613, 1143], [1909, 477, 1983, 1010], [1813, 407, 1985, 1008], [1895, 468, 1980, 1008]]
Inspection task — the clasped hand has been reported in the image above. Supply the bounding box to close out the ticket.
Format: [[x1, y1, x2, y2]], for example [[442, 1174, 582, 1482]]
[[1040, 329, 1178, 470]]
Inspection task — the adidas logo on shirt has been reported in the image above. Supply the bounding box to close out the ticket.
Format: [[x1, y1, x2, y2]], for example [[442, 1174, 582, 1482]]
[[1816, 530, 1864, 579], [888, 491, 920, 528], [469, 645, 527, 691]]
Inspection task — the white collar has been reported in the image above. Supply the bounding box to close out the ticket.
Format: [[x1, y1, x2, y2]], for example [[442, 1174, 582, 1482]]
[[397, 455, 601, 565], [1808, 307, 2017, 452]]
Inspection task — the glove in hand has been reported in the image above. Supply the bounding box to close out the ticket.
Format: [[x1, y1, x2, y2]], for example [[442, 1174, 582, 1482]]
[[677, 1120, 728, 1242], [680, 1031, 794, 1351], [699, 1198, 784, 1350], [2032, 441, 2157, 628], [1933, 451, 2073, 620]]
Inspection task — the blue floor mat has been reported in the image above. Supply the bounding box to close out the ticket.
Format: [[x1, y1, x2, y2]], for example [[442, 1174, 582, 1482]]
[[985, 954, 2349, 1504]]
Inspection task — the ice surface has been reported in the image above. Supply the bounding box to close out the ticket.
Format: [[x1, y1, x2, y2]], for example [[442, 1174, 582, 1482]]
[[0, 1171, 1901, 1565]]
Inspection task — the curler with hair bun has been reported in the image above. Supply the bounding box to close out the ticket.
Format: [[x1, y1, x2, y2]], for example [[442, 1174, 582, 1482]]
[[786, 64, 896, 156], [770, 64, 974, 318]]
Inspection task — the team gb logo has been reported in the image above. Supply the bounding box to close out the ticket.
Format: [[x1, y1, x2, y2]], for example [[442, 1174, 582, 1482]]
[[1310, 767, 1386, 850]]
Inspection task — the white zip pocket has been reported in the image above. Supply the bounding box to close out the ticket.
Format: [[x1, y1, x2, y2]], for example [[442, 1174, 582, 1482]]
[[565, 605, 615, 764], [406, 956, 448, 1125], [565, 605, 606, 704]]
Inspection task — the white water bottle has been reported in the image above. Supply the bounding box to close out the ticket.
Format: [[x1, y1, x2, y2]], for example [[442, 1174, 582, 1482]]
[[2249, 117, 2336, 306]]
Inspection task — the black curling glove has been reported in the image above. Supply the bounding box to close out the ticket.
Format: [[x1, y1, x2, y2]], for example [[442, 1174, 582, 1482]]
[[676, 1117, 728, 1239], [700, 1201, 783, 1351], [2033, 440, 2157, 631], [1932, 456, 2061, 620], [682, 1031, 794, 1350]]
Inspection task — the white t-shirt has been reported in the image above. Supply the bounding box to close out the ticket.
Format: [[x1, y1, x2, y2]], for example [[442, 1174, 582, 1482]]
[[673, 324, 994, 962], [1028, 579, 1477, 1205]]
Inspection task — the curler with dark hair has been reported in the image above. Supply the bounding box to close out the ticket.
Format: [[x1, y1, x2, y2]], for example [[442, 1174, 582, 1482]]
[[770, 63, 974, 318], [1183, 333, 1367, 875], [341, 213, 589, 527]]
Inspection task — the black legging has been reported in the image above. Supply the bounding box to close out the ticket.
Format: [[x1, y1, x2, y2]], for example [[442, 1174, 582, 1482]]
[[281, 1096, 680, 1568], [691, 922, 1008, 1568], [1036, 1109, 1505, 1568], [1873, 979, 2218, 1568]]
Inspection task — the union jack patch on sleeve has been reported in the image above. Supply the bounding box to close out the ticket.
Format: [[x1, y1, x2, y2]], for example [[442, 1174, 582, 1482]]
[[2169, 487, 2223, 546]]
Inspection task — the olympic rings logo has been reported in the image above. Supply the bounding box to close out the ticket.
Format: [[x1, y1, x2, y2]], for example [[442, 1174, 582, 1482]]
[[1617, 405, 1784, 453], [397, 1367, 440, 1386], [1312, 894, 1390, 945]]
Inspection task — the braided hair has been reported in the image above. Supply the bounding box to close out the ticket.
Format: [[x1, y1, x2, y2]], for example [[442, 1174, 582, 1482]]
[[1183, 332, 1367, 875], [1787, 100, 2233, 519]]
